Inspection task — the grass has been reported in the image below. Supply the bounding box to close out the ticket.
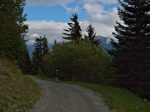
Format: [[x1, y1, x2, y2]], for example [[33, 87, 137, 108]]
[[33, 74, 52, 81], [77, 83, 150, 112], [35, 75, 150, 112], [0, 58, 41, 112]]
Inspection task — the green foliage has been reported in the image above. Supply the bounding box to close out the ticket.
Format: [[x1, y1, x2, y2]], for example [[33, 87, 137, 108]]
[[110, 0, 150, 99], [32, 36, 49, 74], [79, 83, 150, 112], [63, 13, 82, 42], [0, 0, 28, 59], [84, 24, 99, 46], [0, 58, 41, 112], [44, 41, 114, 84], [43, 35, 49, 55], [0, 0, 31, 73], [18, 43, 32, 74]]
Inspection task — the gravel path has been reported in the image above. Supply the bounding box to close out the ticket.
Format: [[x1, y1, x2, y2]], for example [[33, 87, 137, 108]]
[[30, 78, 111, 112]]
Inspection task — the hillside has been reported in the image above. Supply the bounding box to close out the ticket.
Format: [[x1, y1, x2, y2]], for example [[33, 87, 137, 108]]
[[0, 58, 41, 112]]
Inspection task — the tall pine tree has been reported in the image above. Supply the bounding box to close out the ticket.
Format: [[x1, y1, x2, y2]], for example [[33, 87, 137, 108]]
[[43, 35, 49, 55], [0, 0, 28, 58], [32, 36, 49, 74], [84, 25, 99, 46], [110, 0, 150, 99], [63, 13, 82, 42], [0, 0, 31, 73], [18, 43, 32, 73]]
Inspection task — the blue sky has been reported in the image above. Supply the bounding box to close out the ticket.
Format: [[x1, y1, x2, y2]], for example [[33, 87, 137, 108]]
[[24, 0, 119, 44], [24, 5, 88, 22]]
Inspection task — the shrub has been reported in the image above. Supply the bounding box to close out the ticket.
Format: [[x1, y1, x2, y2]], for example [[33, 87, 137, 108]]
[[44, 41, 115, 84]]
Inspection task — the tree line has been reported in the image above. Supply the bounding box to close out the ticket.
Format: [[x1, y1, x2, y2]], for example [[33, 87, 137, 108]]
[[63, 13, 99, 45], [109, 0, 150, 99], [32, 14, 101, 76], [0, 0, 31, 73]]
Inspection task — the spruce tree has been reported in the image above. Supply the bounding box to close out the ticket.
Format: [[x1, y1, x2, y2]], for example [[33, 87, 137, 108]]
[[110, 0, 150, 98], [0, 0, 31, 73], [63, 13, 82, 42], [18, 43, 32, 73], [0, 0, 28, 59], [43, 35, 49, 55], [54, 40, 57, 45], [32, 36, 49, 74], [84, 25, 99, 46]]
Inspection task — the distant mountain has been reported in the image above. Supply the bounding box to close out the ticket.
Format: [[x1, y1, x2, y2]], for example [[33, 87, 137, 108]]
[[95, 35, 113, 50], [26, 44, 35, 57]]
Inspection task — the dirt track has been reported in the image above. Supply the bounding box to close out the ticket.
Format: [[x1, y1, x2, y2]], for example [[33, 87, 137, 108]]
[[30, 78, 111, 112]]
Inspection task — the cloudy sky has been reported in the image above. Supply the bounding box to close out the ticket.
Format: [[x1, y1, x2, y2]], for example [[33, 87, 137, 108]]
[[24, 0, 119, 44]]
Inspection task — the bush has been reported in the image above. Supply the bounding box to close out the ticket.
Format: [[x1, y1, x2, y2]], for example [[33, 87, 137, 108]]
[[44, 41, 115, 84]]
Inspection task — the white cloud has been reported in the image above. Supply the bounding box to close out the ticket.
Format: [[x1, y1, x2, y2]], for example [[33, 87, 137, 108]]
[[84, 3, 103, 14], [25, 0, 119, 44], [25, 33, 41, 44], [25, 19, 117, 44], [25, 21, 68, 44], [62, 5, 80, 13], [91, 8, 119, 25], [82, 2, 119, 38], [83, 2, 119, 24], [82, 0, 117, 4]]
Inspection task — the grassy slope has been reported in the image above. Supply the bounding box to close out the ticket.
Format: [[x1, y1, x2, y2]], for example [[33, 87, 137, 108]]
[[54, 79, 150, 112], [79, 83, 150, 112], [0, 58, 41, 112]]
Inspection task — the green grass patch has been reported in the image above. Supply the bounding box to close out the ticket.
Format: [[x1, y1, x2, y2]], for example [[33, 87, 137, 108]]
[[0, 58, 41, 112], [79, 83, 150, 112], [33, 74, 53, 81]]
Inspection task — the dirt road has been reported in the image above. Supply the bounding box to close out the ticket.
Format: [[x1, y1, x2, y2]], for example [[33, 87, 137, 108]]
[[30, 78, 111, 112]]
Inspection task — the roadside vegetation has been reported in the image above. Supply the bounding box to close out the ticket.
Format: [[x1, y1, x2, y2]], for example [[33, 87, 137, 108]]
[[44, 41, 115, 84], [0, 1, 41, 111], [34, 75, 150, 112], [0, 58, 41, 112], [79, 83, 150, 112]]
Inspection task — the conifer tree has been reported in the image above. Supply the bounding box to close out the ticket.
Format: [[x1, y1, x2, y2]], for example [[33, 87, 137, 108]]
[[18, 43, 32, 73], [0, 0, 28, 59], [43, 35, 49, 55], [110, 0, 150, 98], [54, 40, 57, 45], [0, 0, 31, 73], [32, 36, 49, 74], [84, 25, 99, 46], [63, 13, 82, 42]]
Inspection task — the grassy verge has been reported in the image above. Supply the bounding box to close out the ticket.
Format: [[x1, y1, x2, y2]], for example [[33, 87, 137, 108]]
[[0, 58, 41, 112], [33, 74, 52, 81], [78, 83, 150, 112]]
